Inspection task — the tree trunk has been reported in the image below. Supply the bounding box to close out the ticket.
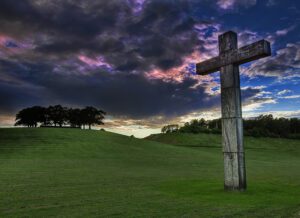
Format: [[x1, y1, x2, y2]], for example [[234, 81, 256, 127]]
[[89, 124, 91, 130]]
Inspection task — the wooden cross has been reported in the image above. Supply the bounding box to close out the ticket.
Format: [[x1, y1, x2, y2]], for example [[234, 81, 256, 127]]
[[196, 31, 271, 191]]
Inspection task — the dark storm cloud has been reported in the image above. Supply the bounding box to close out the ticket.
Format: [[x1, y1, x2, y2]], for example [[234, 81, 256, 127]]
[[45, 73, 216, 118], [0, 59, 220, 118], [243, 43, 300, 78], [0, 58, 264, 119], [0, 82, 45, 114], [0, 0, 204, 72], [0, 0, 275, 120], [0, 0, 127, 37]]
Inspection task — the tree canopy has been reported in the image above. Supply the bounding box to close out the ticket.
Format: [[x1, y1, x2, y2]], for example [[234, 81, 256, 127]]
[[161, 115, 300, 139], [15, 105, 106, 129]]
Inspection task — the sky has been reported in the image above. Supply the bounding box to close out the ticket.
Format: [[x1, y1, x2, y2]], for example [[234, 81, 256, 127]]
[[0, 0, 299, 137]]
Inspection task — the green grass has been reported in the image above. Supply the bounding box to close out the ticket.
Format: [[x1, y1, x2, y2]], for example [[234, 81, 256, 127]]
[[0, 129, 300, 217]]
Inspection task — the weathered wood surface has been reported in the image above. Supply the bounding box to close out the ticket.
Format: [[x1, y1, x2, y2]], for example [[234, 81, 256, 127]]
[[223, 151, 246, 190], [219, 32, 246, 191], [221, 118, 243, 153], [195, 30, 271, 191], [196, 40, 271, 75], [220, 64, 240, 89], [221, 87, 242, 118]]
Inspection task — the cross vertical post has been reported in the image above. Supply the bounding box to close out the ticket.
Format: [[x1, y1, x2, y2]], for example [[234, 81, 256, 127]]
[[219, 31, 246, 191]]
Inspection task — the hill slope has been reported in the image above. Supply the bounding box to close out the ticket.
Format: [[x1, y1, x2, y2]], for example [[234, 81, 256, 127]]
[[146, 132, 300, 151], [0, 129, 300, 217]]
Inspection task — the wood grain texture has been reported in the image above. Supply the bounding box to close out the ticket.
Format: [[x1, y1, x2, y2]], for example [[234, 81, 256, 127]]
[[220, 64, 240, 89], [196, 40, 271, 75], [223, 152, 239, 188], [219, 31, 246, 191], [195, 30, 270, 191], [223, 152, 246, 190], [221, 118, 243, 153], [221, 82, 242, 118], [219, 31, 237, 53]]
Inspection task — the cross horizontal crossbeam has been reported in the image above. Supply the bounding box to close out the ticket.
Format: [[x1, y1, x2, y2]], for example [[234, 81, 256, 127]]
[[196, 40, 271, 75]]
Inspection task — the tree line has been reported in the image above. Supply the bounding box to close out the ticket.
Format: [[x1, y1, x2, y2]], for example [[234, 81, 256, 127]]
[[15, 105, 106, 129], [161, 114, 300, 139]]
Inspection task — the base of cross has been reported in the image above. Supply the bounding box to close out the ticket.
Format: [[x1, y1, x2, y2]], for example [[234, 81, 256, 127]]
[[196, 31, 271, 191], [223, 151, 246, 191]]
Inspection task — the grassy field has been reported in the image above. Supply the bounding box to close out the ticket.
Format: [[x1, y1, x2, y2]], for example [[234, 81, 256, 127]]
[[0, 128, 300, 217]]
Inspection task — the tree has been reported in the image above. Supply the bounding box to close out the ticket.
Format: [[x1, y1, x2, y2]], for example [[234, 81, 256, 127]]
[[199, 118, 207, 128], [80, 106, 106, 129], [47, 105, 68, 127], [15, 105, 106, 129], [162, 115, 300, 138], [161, 124, 179, 133], [290, 118, 300, 134], [208, 119, 221, 130], [15, 106, 46, 127], [67, 108, 82, 128]]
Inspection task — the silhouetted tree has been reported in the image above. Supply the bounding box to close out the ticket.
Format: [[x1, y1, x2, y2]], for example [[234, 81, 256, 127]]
[[67, 108, 82, 128], [15, 106, 46, 127], [15, 105, 106, 129], [80, 106, 106, 129], [161, 124, 179, 133], [290, 118, 300, 134], [47, 105, 68, 127]]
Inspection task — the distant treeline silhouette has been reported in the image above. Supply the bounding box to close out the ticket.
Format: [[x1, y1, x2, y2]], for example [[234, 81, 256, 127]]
[[162, 114, 300, 139], [15, 105, 106, 129]]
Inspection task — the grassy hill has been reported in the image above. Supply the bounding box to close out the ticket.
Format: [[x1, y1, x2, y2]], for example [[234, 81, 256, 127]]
[[0, 128, 300, 217]]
